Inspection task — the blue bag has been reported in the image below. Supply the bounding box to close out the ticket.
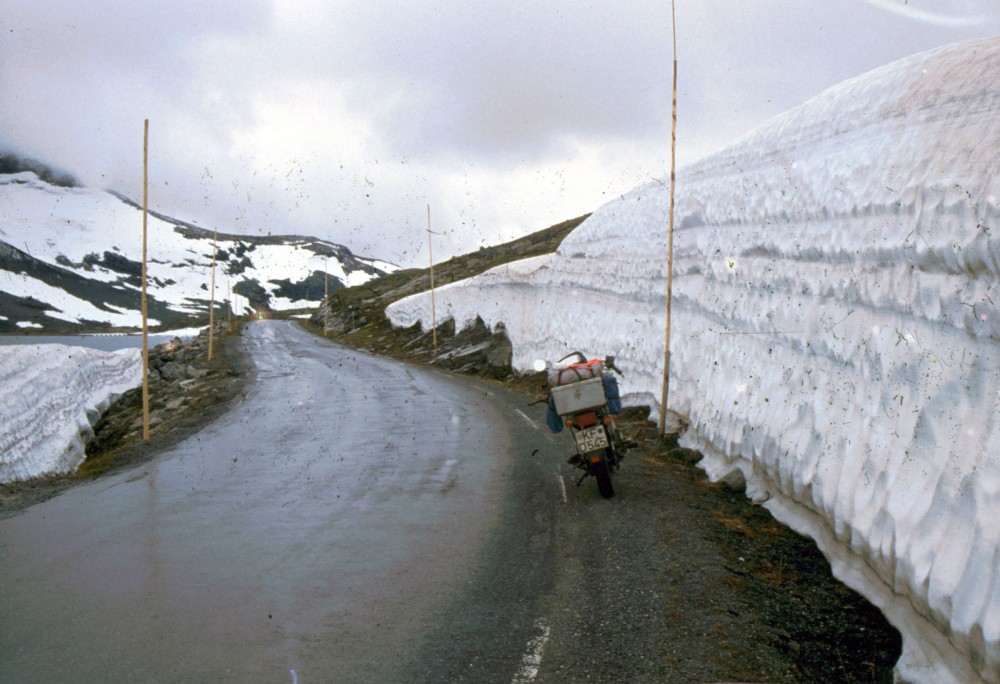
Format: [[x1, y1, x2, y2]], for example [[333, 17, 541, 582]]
[[545, 395, 564, 433], [602, 375, 622, 414]]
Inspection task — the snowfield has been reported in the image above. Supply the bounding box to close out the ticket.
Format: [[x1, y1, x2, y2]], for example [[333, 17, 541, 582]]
[[0, 172, 397, 329], [387, 37, 1000, 683], [0, 344, 141, 484]]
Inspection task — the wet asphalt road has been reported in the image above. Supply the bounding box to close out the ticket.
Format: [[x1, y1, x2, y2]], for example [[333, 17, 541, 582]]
[[0, 321, 604, 683], [0, 321, 551, 682]]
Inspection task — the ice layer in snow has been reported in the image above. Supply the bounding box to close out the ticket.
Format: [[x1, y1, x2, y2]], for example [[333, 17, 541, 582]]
[[387, 37, 1000, 683], [0, 344, 141, 483]]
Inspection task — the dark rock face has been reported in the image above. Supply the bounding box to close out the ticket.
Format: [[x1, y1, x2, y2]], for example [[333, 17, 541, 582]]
[[0, 153, 78, 187], [232, 278, 271, 310], [424, 317, 513, 379], [270, 271, 342, 303]]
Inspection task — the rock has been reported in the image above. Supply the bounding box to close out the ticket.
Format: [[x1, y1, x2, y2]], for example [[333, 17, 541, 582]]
[[185, 366, 210, 380], [158, 362, 188, 382], [428, 317, 513, 379], [85, 325, 247, 463], [484, 323, 513, 373]]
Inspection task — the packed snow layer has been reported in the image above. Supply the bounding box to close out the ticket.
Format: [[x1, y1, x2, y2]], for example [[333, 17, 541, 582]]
[[388, 37, 1000, 683], [0, 344, 141, 483]]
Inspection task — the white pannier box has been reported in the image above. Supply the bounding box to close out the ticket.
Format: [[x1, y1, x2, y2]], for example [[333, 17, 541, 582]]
[[551, 377, 607, 415]]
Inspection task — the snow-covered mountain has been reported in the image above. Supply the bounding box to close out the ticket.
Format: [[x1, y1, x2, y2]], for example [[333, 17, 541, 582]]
[[0, 170, 397, 332], [388, 37, 1000, 684]]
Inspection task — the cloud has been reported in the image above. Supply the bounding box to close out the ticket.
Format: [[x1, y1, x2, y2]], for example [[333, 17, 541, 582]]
[[272, 1, 674, 163], [861, 0, 1000, 27], [2, 0, 1000, 267]]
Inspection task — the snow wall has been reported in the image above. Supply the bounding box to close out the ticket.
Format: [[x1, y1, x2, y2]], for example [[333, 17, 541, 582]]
[[0, 345, 142, 483], [387, 38, 1000, 683]]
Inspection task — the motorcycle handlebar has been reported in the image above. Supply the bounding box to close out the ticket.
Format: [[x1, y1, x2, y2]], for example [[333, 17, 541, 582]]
[[605, 355, 624, 376], [557, 351, 587, 366]]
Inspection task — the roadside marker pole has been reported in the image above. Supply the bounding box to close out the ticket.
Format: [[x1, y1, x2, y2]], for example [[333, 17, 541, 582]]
[[141, 119, 150, 440], [659, 0, 678, 435], [227, 279, 232, 330], [427, 204, 438, 356], [324, 258, 329, 336], [208, 227, 218, 361]]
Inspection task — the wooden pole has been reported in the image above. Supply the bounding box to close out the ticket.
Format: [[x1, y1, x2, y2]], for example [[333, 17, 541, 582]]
[[141, 120, 150, 440], [659, 0, 679, 435], [427, 204, 437, 356], [227, 279, 232, 330], [208, 227, 218, 360], [324, 259, 329, 336]]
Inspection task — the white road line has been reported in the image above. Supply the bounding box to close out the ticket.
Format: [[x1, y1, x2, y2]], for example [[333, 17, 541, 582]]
[[510, 618, 551, 683], [514, 409, 540, 430], [556, 474, 567, 504]]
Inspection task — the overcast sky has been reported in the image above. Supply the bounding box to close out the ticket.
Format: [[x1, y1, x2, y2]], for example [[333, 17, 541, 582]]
[[3, 1, 1000, 267]]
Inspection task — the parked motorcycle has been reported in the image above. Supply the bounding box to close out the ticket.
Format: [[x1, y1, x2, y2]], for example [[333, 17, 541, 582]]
[[537, 352, 636, 499]]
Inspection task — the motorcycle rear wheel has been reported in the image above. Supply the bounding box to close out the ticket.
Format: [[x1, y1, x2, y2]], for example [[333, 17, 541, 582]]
[[593, 456, 615, 499]]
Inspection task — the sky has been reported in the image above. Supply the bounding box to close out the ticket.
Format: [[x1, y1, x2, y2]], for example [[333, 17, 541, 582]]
[[2, 0, 1000, 268]]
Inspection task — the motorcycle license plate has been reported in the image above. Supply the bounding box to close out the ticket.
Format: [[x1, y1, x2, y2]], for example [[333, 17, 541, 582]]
[[574, 425, 609, 453]]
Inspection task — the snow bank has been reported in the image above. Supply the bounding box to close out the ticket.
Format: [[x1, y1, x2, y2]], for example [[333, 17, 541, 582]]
[[0, 345, 142, 483], [387, 37, 1000, 683]]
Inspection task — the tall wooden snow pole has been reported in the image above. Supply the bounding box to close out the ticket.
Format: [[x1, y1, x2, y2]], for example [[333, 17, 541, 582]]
[[659, 0, 679, 436], [427, 204, 438, 356], [227, 279, 232, 330], [324, 258, 329, 336], [208, 227, 218, 360], [141, 119, 150, 440]]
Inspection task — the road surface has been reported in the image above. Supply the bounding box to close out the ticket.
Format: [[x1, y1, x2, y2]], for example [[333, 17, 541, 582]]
[[2, 321, 560, 682], [1, 320, 899, 683]]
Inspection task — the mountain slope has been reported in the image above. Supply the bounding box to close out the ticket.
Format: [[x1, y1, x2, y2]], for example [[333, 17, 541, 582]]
[[0, 171, 397, 333]]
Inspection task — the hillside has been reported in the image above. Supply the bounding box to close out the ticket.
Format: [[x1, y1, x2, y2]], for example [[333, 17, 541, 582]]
[[307, 211, 589, 364], [0, 167, 396, 333]]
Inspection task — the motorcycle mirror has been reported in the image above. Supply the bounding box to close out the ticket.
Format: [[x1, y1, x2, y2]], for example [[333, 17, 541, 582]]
[[532, 359, 547, 372]]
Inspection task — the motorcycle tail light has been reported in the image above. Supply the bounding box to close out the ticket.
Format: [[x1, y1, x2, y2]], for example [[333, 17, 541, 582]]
[[576, 412, 598, 428], [590, 455, 603, 464]]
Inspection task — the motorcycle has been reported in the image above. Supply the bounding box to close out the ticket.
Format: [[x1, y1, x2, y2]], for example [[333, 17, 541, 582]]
[[536, 352, 637, 499]]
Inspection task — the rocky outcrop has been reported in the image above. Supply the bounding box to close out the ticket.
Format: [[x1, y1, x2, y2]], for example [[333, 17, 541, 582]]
[[406, 317, 513, 379], [85, 324, 247, 460]]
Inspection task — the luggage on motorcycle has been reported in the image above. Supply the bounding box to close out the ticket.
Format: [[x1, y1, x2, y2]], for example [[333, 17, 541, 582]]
[[548, 359, 604, 387], [551, 376, 607, 415], [602, 375, 622, 414], [545, 395, 564, 433]]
